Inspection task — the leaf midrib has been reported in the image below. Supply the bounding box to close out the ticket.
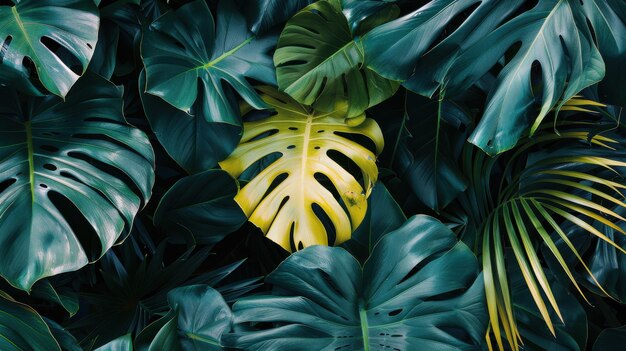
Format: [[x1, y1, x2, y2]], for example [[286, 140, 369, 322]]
[[185, 332, 221, 346], [283, 39, 360, 93], [199, 36, 255, 70], [299, 114, 313, 212], [10, 6, 42, 74], [24, 121, 35, 203]]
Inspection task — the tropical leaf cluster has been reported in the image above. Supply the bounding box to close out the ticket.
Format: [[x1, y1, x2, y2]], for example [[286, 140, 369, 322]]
[[0, 0, 625, 350]]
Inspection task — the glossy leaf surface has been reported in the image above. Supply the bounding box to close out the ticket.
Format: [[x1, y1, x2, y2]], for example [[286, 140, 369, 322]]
[[141, 0, 276, 120], [227, 215, 487, 350], [0, 293, 61, 351], [0, 73, 154, 290], [447, 0, 605, 154], [220, 86, 384, 251], [242, 0, 315, 34], [0, 0, 99, 97], [139, 70, 241, 174], [275, 0, 398, 119], [137, 285, 232, 351]]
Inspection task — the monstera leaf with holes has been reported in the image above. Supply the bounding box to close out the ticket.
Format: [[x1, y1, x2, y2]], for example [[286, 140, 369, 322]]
[[363, 0, 609, 155], [445, 0, 605, 154], [219, 86, 383, 251], [141, 0, 276, 123], [0, 0, 99, 97], [361, 0, 524, 96], [0, 73, 154, 291], [274, 0, 398, 120], [224, 215, 487, 350]]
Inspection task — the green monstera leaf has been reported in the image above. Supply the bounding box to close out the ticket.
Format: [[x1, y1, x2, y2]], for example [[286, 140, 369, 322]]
[[135, 285, 233, 351], [225, 215, 487, 350], [445, 0, 605, 154], [364, 0, 608, 155], [0, 0, 99, 97], [0, 292, 62, 351], [362, 0, 524, 95], [274, 0, 398, 119], [141, 0, 276, 122], [0, 73, 154, 290]]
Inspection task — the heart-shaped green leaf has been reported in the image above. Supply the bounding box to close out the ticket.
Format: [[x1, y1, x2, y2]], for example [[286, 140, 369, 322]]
[[139, 70, 241, 173], [226, 215, 487, 350], [136, 285, 233, 351], [154, 170, 246, 246], [141, 0, 276, 122]]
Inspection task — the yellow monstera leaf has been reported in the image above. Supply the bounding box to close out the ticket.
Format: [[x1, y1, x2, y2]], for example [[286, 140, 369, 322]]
[[219, 86, 383, 251]]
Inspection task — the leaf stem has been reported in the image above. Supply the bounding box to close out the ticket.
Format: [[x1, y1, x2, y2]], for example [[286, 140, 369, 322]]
[[359, 299, 369, 351]]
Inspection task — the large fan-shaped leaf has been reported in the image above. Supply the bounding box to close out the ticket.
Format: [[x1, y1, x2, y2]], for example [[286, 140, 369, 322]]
[[0, 73, 154, 290], [364, 0, 608, 155], [225, 215, 487, 350], [452, 117, 626, 350], [219, 86, 384, 251], [446, 0, 605, 154], [274, 0, 398, 119], [0, 293, 61, 351], [141, 0, 276, 121], [0, 0, 99, 97]]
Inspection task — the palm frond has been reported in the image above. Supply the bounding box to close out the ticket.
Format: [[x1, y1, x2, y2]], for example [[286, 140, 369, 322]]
[[458, 110, 626, 350]]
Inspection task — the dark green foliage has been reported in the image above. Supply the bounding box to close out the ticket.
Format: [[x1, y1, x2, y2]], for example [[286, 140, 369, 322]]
[[0, 0, 624, 350]]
